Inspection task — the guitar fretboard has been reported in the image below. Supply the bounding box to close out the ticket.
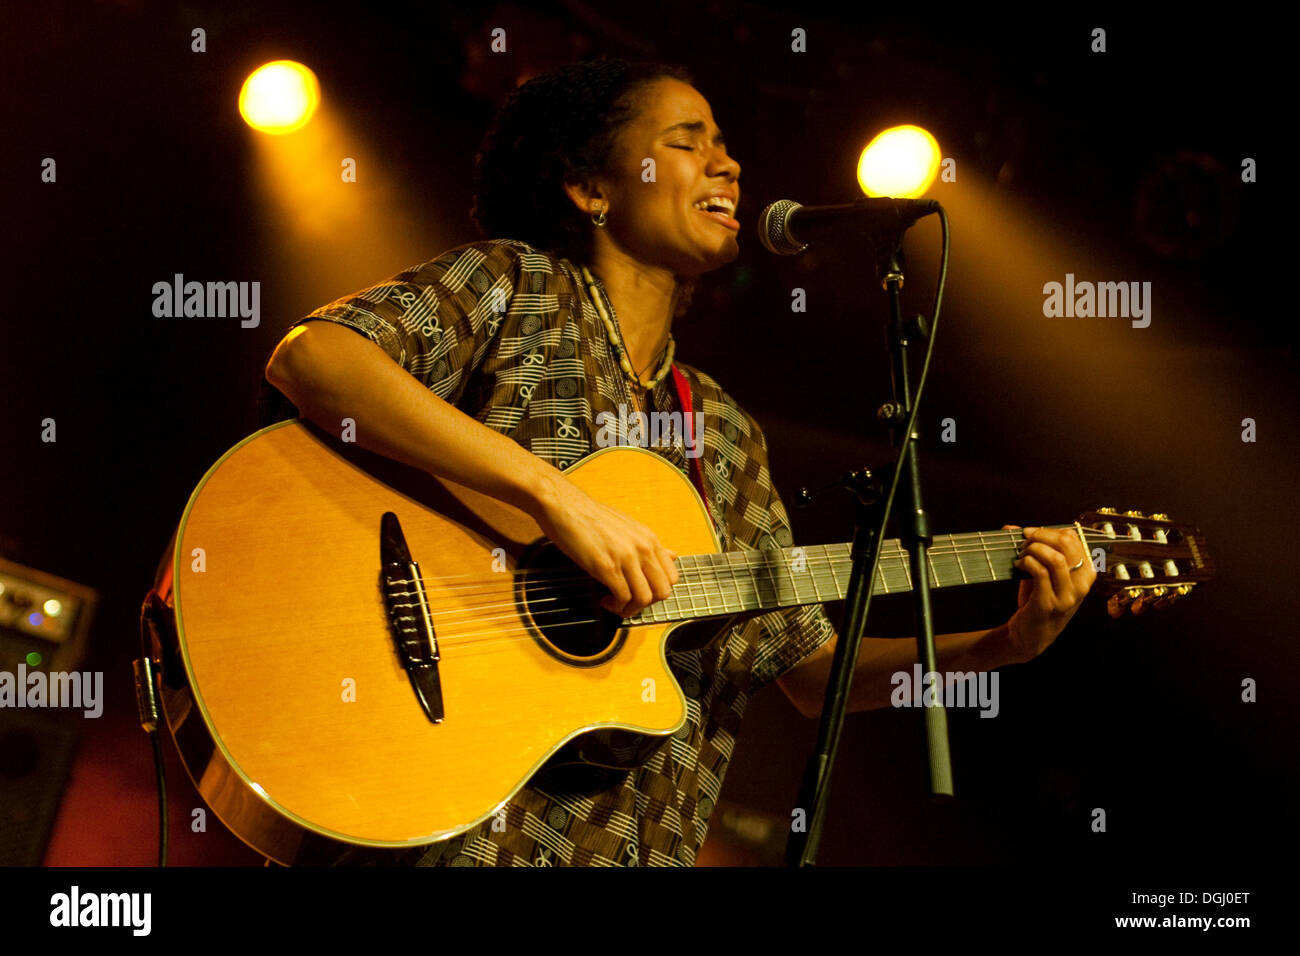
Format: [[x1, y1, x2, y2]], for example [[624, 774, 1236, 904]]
[[629, 529, 1045, 625]]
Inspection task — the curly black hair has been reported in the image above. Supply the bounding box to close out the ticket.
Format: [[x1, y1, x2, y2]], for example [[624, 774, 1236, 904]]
[[471, 56, 695, 262]]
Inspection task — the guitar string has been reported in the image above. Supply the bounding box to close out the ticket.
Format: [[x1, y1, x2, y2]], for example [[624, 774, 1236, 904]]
[[413, 527, 1139, 593], [433, 566, 1177, 661], [429, 563, 1174, 660], [418, 530, 1155, 628], [415, 530, 1153, 622], [416, 546, 1030, 640], [435, 554, 1046, 633], [415, 536, 1174, 655], [428, 544, 1049, 625]]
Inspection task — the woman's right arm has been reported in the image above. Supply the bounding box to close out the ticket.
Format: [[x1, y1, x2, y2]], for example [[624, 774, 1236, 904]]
[[265, 320, 678, 616]]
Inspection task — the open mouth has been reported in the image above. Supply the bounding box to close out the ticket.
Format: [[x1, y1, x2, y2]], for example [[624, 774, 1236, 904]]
[[692, 198, 739, 230]]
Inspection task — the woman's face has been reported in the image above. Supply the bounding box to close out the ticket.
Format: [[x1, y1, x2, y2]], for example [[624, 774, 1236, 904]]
[[591, 78, 742, 277]]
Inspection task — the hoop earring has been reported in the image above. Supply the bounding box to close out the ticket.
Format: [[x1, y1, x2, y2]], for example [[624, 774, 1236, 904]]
[[591, 204, 608, 227]]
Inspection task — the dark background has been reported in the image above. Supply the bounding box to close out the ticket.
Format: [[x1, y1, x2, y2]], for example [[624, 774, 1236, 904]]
[[2, 0, 1293, 877]]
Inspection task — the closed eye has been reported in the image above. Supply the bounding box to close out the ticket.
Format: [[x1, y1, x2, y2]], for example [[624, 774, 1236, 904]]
[[669, 145, 694, 151]]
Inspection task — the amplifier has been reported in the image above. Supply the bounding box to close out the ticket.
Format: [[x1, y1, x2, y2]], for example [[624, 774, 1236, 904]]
[[0, 556, 98, 865], [0, 556, 97, 673]]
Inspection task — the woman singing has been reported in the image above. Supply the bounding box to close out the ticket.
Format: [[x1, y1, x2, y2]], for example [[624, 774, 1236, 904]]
[[264, 56, 1092, 866]]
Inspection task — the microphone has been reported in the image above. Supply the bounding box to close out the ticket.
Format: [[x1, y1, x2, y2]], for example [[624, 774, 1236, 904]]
[[757, 197, 940, 255]]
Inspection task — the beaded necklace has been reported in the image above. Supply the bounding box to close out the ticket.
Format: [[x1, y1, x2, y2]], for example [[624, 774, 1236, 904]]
[[580, 264, 675, 392]]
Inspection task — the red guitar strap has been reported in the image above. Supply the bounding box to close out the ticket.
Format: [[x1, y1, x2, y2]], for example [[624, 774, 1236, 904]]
[[670, 363, 715, 529]]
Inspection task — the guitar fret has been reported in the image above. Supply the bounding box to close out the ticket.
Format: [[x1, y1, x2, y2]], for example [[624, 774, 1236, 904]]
[[744, 551, 761, 610], [680, 555, 703, 619], [762, 549, 784, 608], [714, 553, 730, 614], [882, 546, 899, 594], [657, 577, 676, 621], [951, 535, 969, 585], [722, 552, 743, 613], [936, 548, 955, 589], [742, 552, 759, 610], [698, 554, 715, 616], [742, 551, 763, 612], [878, 541, 923, 595], [807, 546, 825, 603], [666, 565, 683, 619], [788, 548, 806, 604], [829, 547, 846, 599], [659, 523, 1068, 620], [721, 553, 737, 613], [979, 531, 997, 581], [641, 581, 660, 623], [704, 554, 722, 616]]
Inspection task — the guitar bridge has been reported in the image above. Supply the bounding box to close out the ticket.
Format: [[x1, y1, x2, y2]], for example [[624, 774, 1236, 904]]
[[380, 512, 444, 723]]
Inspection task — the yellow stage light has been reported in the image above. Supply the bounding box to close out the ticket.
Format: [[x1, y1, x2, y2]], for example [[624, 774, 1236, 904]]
[[857, 126, 941, 198], [239, 61, 320, 135]]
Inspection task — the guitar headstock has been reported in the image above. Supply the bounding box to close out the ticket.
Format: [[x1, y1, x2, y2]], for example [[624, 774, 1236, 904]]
[[1077, 509, 1214, 617]]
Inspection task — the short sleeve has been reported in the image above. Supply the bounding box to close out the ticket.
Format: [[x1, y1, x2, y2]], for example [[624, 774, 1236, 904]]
[[290, 239, 533, 407], [749, 604, 836, 692], [734, 415, 836, 692]]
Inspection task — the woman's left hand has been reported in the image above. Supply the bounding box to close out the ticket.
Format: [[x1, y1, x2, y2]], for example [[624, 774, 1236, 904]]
[[1000, 524, 1096, 663]]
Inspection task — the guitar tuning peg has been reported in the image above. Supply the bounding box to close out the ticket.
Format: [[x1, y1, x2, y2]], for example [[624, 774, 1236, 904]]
[[1123, 585, 1151, 615], [1107, 578, 1196, 620], [1097, 507, 1118, 515], [1151, 513, 1170, 521], [1107, 593, 1128, 618], [1124, 510, 1146, 518]]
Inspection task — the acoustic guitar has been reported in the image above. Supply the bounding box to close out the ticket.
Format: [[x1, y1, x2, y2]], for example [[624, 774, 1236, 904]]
[[156, 419, 1213, 864]]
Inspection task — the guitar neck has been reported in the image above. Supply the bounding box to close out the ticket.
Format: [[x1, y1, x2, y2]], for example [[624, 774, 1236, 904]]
[[629, 527, 1055, 625]]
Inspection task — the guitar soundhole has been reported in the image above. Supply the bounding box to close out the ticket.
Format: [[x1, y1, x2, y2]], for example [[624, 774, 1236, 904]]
[[515, 541, 626, 665]]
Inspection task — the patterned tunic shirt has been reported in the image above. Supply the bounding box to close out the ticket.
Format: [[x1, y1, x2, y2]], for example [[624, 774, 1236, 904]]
[[290, 238, 835, 866]]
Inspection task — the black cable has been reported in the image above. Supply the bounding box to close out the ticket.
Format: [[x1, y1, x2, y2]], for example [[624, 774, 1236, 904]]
[[137, 594, 169, 867], [149, 728, 168, 867]]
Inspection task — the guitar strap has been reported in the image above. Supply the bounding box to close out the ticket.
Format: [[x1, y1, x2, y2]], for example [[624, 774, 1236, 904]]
[[670, 363, 715, 530]]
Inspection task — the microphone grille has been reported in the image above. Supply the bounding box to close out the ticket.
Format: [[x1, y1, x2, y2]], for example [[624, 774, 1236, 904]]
[[757, 199, 806, 255]]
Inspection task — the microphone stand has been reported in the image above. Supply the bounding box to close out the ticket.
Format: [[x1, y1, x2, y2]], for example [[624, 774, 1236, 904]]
[[786, 231, 952, 867]]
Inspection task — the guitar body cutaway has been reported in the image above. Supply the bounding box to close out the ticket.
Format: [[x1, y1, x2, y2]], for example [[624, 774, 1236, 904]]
[[166, 420, 719, 864]]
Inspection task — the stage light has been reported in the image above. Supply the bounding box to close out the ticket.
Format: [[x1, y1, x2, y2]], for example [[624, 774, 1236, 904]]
[[857, 126, 941, 198], [239, 61, 320, 135]]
